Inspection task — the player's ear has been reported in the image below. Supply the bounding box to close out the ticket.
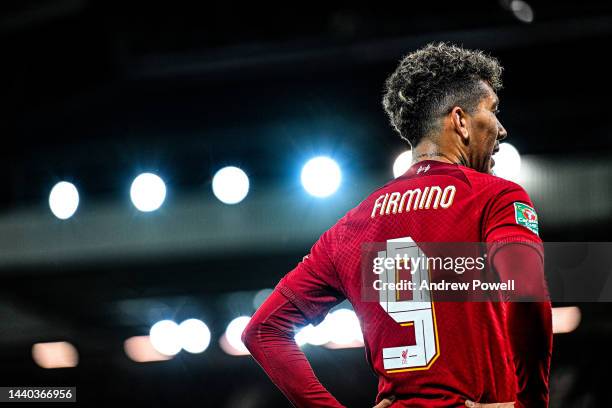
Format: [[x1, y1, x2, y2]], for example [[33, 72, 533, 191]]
[[450, 106, 469, 143]]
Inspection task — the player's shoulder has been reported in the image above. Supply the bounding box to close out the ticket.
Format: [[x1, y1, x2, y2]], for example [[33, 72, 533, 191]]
[[460, 166, 529, 198]]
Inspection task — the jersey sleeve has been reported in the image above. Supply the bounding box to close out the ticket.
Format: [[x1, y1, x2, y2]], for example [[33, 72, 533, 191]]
[[276, 225, 346, 326], [483, 181, 543, 259]]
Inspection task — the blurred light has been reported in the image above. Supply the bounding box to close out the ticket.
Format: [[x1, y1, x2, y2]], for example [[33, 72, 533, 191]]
[[294, 309, 364, 348], [552, 306, 581, 334], [510, 0, 534, 23], [295, 316, 336, 346], [252, 288, 273, 309], [130, 173, 166, 212], [219, 334, 247, 356], [179, 319, 211, 354], [493, 143, 521, 181], [295, 323, 329, 346], [212, 166, 250, 205], [301, 156, 341, 198], [326, 309, 363, 346], [222, 316, 251, 355], [149, 320, 181, 356], [393, 151, 413, 178], [124, 336, 172, 362], [32, 341, 78, 369], [48, 181, 79, 220]]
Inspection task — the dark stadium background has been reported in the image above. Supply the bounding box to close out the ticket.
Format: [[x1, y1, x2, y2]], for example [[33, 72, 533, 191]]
[[1, 1, 611, 406]]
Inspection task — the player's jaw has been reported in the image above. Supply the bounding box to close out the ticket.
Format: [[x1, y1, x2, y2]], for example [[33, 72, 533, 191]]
[[490, 142, 500, 173], [466, 114, 500, 174], [466, 89, 507, 174], [490, 121, 508, 174], [486, 133, 505, 171]]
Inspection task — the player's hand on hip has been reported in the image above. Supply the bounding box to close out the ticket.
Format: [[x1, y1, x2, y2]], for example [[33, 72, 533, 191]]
[[372, 396, 395, 408], [465, 400, 515, 407]]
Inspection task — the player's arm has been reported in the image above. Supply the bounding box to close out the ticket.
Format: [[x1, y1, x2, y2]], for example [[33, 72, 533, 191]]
[[242, 228, 347, 408], [485, 182, 552, 408], [492, 244, 552, 408], [242, 288, 346, 408]]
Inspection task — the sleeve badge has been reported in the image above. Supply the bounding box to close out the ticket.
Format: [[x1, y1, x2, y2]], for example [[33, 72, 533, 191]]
[[514, 202, 539, 236]]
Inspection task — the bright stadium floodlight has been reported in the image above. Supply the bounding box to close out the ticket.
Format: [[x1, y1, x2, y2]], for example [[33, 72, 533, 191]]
[[295, 324, 326, 347], [294, 308, 364, 349], [124, 336, 172, 363], [326, 309, 363, 346], [212, 166, 250, 205], [294, 317, 332, 347], [510, 0, 534, 23], [32, 341, 79, 369], [493, 143, 521, 181], [149, 320, 181, 356], [223, 316, 251, 355], [552, 306, 581, 334], [301, 156, 341, 198], [392, 151, 413, 178], [178, 319, 211, 354], [130, 173, 166, 212], [49, 181, 79, 220]]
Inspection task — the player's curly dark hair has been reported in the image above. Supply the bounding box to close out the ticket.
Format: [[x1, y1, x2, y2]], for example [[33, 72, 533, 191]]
[[382, 42, 503, 146]]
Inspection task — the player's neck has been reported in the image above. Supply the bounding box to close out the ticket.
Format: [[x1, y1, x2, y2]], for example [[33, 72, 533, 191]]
[[412, 139, 468, 167]]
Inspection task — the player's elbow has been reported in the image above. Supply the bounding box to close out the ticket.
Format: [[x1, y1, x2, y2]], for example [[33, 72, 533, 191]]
[[241, 319, 259, 351]]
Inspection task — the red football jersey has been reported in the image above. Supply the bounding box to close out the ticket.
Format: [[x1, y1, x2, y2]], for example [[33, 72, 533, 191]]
[[277, 160, 544, 407]]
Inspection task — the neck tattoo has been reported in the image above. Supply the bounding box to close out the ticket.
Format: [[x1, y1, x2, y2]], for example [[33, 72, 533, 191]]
[[414, 152, 466, 166]]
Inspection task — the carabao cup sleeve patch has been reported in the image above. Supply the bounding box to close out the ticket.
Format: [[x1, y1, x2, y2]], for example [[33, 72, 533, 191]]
[[513, 202, 539, 236]]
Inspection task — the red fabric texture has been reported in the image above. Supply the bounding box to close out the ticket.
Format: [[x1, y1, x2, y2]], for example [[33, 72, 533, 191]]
[[492, 244, 552, 408], [242, 289, 346, 408]]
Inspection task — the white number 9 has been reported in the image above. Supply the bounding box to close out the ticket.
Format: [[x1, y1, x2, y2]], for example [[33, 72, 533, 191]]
[[378, 237, 439, 373]]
